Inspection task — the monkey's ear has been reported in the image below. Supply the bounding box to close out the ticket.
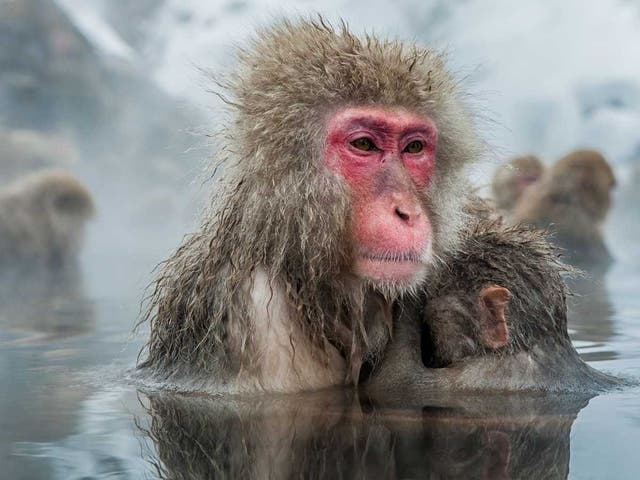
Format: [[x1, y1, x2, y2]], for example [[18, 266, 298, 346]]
[[478, 285, 511, 349]]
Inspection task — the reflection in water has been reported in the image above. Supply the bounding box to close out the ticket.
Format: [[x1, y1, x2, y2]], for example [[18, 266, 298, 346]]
[[566, 274, 617, 361], [0, 263, 94, 343], [0, 263, 95, 479], [138, 389, 590, 480]]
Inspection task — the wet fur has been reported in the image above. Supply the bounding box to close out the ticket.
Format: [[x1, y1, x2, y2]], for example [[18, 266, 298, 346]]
[[368, 206, 621, 393], [512, 150, 615, 270], [137, 18, 482, 393]]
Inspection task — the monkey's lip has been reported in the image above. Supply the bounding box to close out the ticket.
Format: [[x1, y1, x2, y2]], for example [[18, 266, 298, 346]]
[[360, 252, 421, 262], [356, 251, 425, 283]]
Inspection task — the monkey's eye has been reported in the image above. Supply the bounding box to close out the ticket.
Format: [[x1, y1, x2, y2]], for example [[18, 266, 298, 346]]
[[350, 137, 377, 152], [404, 140, 424, 154]]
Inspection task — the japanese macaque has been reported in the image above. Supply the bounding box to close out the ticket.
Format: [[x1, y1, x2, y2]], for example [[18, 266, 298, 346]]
[[138, 19, 482, 393], [0, 170, 95, 266], [512, 149, 616, 269], [367, 214, 620, 394], [138, 19, 615, 395], [491, 155, 544, 213]]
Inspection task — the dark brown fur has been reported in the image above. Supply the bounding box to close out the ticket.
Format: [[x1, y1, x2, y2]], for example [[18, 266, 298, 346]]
[[512, 149, 616, 269], [367, 209, 620, 393], [0, 170, 94, 266], [137, 19, 482, 393], [422, 286, 506, 367], [491, 155, 544, 213]]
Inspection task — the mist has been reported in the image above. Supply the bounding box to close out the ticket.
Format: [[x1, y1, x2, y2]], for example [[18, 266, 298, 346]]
[[53, 0, 640, 267], [1, 1, 640, 479]]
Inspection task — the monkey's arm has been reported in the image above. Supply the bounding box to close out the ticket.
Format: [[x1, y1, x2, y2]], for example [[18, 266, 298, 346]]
[[363, 309, 450, 397]]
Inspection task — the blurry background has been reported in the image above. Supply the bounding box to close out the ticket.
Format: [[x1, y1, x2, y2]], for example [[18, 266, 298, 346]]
[[1, 1, 640, 479], [3, 0, 640, 267]]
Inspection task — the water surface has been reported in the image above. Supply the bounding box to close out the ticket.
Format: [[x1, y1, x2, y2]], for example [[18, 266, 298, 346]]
[[1, 228, 639, 480]]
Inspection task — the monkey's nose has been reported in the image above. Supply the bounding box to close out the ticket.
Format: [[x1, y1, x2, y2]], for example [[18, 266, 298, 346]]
[[395, 207, 411, 222], [394, 205, 420, 226]]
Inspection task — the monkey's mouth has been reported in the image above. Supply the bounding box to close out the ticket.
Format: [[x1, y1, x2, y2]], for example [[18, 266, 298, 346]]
[[361, 252, 421, 262], [356, 251, 426, 284], [518, 176, 539, 187]]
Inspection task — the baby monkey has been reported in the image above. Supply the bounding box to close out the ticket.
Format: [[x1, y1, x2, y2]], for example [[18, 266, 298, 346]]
[[423, 284, 511, 368], [367, 211, 619, 393]]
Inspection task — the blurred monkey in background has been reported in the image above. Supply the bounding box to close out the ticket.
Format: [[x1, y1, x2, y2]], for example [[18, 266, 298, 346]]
[[512, 149, 615, 270], [491, 155, 544, 215], [0, 170, 95, 266]]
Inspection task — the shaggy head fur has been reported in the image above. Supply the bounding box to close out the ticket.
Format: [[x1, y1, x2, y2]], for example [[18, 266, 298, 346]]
[[138, 18, 482, 387]]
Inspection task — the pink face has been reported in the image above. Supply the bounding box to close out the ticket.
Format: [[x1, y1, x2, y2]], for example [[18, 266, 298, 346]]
[[517, 175, 540, 190], [325, 106, 438, 287]]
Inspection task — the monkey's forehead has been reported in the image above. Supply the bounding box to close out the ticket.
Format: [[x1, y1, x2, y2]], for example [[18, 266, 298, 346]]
[[216, 18, 482, 174], [231, 19, 454, 118]]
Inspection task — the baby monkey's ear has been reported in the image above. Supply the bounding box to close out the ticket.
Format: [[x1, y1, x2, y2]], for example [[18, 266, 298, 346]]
[[478, 285, 511, 349]]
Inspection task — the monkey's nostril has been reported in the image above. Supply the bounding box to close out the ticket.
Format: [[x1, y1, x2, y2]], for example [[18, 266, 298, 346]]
[[395, 207, 411, 222]]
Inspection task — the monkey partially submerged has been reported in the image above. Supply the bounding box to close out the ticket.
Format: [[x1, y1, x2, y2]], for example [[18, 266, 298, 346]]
[[491, 155, 544, 214], [512, 149, 616, 270], [0, 170, 94, 266], [138, 19, 616, 394], [367, 216, 620, 394], [138, 19, 481, 393]]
